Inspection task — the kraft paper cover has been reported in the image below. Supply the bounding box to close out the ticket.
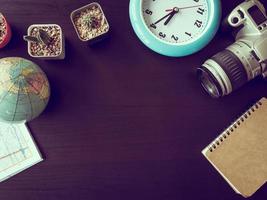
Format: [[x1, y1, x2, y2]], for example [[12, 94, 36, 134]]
[[202, 98, 267, 197]]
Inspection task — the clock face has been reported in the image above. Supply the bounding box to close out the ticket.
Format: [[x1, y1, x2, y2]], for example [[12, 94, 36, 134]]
[[142, 0, 209, 44]]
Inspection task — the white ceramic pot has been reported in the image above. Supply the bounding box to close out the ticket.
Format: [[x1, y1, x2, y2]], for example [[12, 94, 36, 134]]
[[70, 2, 110, 44], [26, 24, 65, 60]]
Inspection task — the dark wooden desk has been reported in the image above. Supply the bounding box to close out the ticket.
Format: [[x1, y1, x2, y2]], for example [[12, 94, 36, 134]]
[[1, 0, 267, 200]]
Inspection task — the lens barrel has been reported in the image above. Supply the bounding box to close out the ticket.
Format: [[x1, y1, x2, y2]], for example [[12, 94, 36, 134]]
[[212, 50, 248, 91], [198, 49, 248, 98]]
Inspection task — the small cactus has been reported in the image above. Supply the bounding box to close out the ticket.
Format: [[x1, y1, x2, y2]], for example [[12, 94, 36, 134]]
[[24, 29, 53, 46], [38, 29, 53, 45], [81, 15, 100, 29]]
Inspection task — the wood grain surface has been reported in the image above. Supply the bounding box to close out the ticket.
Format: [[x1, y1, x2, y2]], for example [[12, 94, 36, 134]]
[[0, 0, 267, 200]]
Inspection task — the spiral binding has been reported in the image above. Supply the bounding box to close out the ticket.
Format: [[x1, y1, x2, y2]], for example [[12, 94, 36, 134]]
[[208, 100, 264, 153]]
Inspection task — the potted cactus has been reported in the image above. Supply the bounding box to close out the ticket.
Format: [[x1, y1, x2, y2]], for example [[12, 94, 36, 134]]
[[24, 24, 65, 60], [0, 13, 12, 49], [71, 2, 110, 44]]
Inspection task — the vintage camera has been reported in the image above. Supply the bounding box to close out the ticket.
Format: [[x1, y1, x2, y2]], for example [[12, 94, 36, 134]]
[[197, 0, 267, 98]]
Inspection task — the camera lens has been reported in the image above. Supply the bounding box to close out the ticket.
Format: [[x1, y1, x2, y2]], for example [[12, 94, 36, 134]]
[[197, 49, 248, 98], [197, 68, 222, 98]]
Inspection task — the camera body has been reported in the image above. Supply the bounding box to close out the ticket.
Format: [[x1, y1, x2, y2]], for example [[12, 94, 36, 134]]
[[198, 0, 267, 98]]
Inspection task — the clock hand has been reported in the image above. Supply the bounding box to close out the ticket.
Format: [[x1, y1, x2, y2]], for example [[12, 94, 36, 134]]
[[164, 7, 179, 25], [154, 10, 174, 25], [164, 12, 175, 26], [165, 5, 203, 12]]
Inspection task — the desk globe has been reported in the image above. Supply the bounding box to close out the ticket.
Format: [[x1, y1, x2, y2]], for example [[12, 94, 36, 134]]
[[0, 57, 50, 122]]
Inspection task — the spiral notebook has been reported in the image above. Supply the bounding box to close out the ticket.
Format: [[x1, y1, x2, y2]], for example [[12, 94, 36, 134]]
[[202, 97, 267, 198]]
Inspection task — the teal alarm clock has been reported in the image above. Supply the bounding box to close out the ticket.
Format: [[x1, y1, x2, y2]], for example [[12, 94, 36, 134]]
[[129, 0, 221, 57]]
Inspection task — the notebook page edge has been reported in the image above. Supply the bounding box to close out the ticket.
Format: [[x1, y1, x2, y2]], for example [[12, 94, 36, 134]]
[[202, 150, 243, 196]]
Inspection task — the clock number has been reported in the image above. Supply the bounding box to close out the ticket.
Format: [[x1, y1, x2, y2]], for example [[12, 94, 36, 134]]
[[150, 24, 157, 29], [194, 20, 203, 28], [185, 32, 192, 37], [197, 8, 205, 15], [159, 32, 166, 38], [145, 9, 153, 15], [171, 35, 178, 41]]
